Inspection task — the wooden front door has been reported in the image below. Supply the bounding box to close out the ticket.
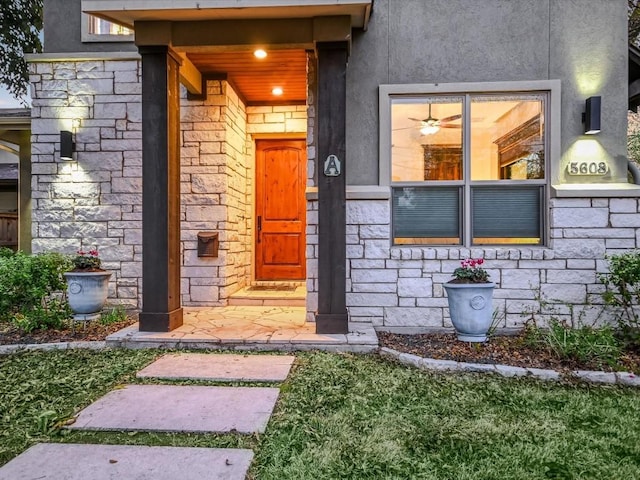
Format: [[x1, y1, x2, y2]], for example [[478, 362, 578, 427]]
[[255, 139, 307, 280]]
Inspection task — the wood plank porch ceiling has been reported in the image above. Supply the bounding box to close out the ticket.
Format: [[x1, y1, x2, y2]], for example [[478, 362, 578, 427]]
[[188, 49, 307, 104]]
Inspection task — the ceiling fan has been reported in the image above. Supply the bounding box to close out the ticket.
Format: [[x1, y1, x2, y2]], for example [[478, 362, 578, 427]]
[[396, 104, 462, 135]]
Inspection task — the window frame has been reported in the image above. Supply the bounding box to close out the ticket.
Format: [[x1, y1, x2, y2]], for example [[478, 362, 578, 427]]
[[380, 80, 561, 247]]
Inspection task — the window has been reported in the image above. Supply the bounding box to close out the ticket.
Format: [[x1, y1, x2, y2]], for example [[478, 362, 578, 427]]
[[380, 81, 559, 247], [82, 14, 133, 42]]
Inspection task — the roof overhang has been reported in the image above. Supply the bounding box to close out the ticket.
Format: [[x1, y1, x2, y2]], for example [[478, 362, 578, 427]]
[[82, 0, 373, 30], [0, 109, 31, 131]]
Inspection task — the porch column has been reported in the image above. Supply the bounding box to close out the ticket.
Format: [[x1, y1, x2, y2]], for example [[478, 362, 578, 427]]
[[138, 45, 183, 332], [315, 41, 349, 334]]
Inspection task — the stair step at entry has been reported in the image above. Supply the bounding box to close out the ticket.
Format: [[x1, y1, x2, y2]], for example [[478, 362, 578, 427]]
[[228, 285, 306, 306]]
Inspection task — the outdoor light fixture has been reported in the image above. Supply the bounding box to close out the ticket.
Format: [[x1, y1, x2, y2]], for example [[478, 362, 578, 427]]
[[254, 49, 267, 59], [60, 130, 75, 161], [272, 87, 283, 96], [583, 96, 601, 135]]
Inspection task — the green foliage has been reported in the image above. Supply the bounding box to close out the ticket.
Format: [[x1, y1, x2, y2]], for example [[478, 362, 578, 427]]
[[0, 0, 43, 101], [99, 305, 127, 325], [0, 349, 159, 465], [628, 133, 640, 165], [599, 251, 640, 347], [631, 0, 640, 46], [2, 351, 640, 477], [524, 319, 621, 369], [254, 353, 640, 479], [0, 249, 72, 332]]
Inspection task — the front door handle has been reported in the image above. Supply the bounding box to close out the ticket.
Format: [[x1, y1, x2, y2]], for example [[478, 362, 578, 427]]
[[257, 216, 262, 243]]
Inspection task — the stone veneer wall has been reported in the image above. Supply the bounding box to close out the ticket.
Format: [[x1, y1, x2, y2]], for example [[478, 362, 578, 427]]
[[305, 51, 319, 322], [180, 80, 251, 306], [29, 57, 143, 306], [346, 196, 640, 331], [29, 57, 640, 327], [30, 59, 309, 309], [180, 80, 307, 305]]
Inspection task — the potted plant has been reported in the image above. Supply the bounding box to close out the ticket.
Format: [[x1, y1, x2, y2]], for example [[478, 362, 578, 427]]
[[63, 249, 111, 321], [443, 258, 495, 342]]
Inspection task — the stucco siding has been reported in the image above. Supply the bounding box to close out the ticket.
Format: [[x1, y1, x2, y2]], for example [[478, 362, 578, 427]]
[[44, 0, 137, 54], [346, 0, 628, 185]]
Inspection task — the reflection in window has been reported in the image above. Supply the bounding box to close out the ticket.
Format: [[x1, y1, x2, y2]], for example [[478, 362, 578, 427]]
[[471, 95, 544, 180], [88, 16, 132, 36], [388, 91, 548, 246], [391, 97, 463, 182]]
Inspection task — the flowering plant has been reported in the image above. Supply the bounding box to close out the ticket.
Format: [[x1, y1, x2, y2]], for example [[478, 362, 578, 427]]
[[71, 249, 103, 271], [450, 258, 490, 283]]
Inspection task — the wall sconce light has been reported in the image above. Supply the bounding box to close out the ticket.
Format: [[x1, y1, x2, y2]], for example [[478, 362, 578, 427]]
[[60, 130, 75, 161], [583, 96, 601, 135]]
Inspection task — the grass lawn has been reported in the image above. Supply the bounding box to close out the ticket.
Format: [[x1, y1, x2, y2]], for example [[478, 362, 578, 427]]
[[1, 349, 640, 479]]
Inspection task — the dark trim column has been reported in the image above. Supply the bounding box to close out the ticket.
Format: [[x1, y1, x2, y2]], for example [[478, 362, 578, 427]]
[[315, 41, 349, 334], [138, 45, 183, 332]]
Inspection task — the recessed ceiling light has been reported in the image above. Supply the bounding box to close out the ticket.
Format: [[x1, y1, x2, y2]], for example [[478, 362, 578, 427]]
[[254, 49, 267, 59], [272, 87, 283, 96]]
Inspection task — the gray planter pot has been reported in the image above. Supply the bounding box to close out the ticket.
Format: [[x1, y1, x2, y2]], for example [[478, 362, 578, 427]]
[[64, 271, 112, 320], [443, 282, 496, 342]]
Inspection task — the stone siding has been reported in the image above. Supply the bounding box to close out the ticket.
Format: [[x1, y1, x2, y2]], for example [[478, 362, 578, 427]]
[[29, 58, 143, 306], [346, 197, 640, 331], [180, 82, 307, 305], [30, 58, 308, 309], [180, 80, 251, 305], [305, 51, 319, 322]]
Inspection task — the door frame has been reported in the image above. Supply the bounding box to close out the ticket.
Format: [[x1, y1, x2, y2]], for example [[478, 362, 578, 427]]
[[252, 133, 307, 282]]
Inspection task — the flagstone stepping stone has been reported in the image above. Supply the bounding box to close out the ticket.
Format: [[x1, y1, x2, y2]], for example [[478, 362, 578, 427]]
[[137, 353, 295, 382], [0, 443, 253, 480], [67, 384, 279, 434]]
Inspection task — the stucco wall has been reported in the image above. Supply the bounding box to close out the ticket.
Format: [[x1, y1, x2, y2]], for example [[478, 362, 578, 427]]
[[346, 0, 628, 185], [43, 0, 137, 54]]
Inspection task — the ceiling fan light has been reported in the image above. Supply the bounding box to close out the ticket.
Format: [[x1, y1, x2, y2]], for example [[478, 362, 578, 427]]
[[420, 124, 440, 135]]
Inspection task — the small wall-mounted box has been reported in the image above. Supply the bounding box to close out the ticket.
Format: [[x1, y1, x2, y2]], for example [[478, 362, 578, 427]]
[[197, 232, 219, 257]]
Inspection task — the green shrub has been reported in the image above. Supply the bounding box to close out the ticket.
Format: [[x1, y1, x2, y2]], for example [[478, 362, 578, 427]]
[[600, 251, 640, 346], [0, 249, 72, 332], [99, 305, 127, 325], [524, 319, 621, 368], [629, 133, 640, 165]]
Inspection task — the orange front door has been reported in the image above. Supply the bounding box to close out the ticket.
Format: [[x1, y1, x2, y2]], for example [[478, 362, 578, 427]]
[[255, 139, 307, 280]]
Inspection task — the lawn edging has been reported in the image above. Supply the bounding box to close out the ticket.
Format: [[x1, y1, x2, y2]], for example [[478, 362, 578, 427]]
[[379, 347, 640, 387], [0, 341, 108, 355]]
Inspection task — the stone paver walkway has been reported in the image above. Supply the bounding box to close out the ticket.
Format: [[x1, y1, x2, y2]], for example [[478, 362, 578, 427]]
[[0, 352, 295, 479], [137, 353, 296, 381], [68, 384, 280, 434], [0, 443, 253, 480], [106, 306, 378, 352]]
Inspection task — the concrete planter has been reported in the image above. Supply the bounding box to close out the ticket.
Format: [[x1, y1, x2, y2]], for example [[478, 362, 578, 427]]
[[443, 282, 496, 342], [64, 271, 112, 321]]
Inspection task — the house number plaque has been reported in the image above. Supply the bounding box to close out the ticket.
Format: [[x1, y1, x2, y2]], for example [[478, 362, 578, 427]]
[[567, 161, 609, 176], [324, 155, 341, 177]]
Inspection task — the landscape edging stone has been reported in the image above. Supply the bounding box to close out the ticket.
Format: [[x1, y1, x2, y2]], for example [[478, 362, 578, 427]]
[[379, 347, 639, 386]]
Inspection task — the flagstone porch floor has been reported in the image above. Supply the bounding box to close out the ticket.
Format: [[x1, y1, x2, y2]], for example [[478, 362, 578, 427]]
[[106, 306, 378, 352]]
